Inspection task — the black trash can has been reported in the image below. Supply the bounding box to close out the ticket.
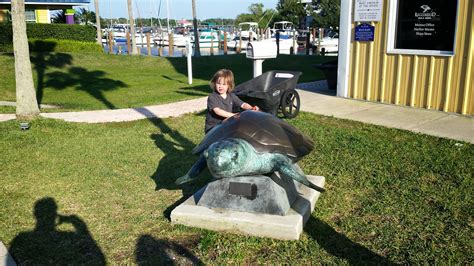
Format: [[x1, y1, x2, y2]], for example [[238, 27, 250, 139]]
[[314, 60, 338, 90]]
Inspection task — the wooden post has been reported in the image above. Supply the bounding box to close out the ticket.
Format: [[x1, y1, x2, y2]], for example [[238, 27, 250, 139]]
[[223, 31, 228, 55], [312, 28, 316, 44], [306, 31, 310, 55], [118, 45, 122, 54], [292, 30, 296, 55], [108, 32, 113, 54], [276, 31, 280, 56], [217, 31, 221, 48], [169, 32, 174, 56], [146, 33, 151, 56], [238, 32, 242, 53], [249, 32, 252, 43], [126, 31, 131, 55], [210, 32, 214, 55], [137, 46, 141, 55], [159, 32, 163, 56]]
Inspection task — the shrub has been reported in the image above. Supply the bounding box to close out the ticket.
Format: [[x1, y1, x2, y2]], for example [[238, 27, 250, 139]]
[[0, 39, 102, 53], [0, 23, 96, 44]]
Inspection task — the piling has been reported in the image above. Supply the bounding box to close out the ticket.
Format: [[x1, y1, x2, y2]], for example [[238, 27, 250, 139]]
[[169, 32, 174, 56], [146, 33, 151, 56], [276, 31, 280, 55], [159, 32, 163, 56], [108, 32, 113, 54], [126, 31, 131, 55], [224, 31, 228, 55], [210, 32, 214, 55], [237, 33, 242, 53], [306, 31, 310, 55]]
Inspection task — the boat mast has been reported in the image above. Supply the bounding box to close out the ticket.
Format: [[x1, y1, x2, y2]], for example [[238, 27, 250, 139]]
[[166, 0, 170, 32]]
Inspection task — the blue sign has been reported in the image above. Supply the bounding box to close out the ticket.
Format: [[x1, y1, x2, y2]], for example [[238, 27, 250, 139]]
[[355, 23, 375, 41]]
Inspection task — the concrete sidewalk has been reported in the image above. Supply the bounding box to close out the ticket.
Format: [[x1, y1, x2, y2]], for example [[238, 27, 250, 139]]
[[297, 81, 473, 144], [0, 81, 472, 143]]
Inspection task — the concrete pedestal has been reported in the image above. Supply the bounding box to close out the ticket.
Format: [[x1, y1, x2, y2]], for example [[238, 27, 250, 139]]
[[171, 175, 325, 240]]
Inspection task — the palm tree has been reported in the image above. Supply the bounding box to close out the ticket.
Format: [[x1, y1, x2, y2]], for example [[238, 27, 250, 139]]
[[192, 0, 200, 56], [11, 0, 40, 119], [94, 0, 102, 44], [127, 0, 138, 55]]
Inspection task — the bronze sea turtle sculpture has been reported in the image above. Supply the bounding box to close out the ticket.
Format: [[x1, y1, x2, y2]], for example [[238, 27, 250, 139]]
[[175, 110, 325, 192]]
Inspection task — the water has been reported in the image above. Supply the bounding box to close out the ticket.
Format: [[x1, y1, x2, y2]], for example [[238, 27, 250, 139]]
[[102, 44, 325, 57]]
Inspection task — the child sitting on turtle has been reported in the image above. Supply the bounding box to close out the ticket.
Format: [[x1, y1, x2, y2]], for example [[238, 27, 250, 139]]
[[205, 69, 259, 133]]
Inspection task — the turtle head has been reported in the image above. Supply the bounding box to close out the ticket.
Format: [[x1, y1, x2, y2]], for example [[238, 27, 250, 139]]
[[204, 138, 250, 178]]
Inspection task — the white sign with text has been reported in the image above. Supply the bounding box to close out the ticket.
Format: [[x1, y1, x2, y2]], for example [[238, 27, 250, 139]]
[[354, 0, 383, 22]]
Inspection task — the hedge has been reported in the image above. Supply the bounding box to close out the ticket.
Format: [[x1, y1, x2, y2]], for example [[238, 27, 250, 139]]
[[0, 39, 103, 53], [0, 23, 96, 44]]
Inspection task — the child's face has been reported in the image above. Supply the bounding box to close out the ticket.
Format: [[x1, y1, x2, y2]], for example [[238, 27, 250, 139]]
[[215, 77, 229, 95]]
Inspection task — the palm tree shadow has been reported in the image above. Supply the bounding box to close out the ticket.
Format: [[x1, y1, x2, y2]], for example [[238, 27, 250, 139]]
[[9, 197, 106, 265], [135, 234, 203, 265], [29, 40, 74, 105], [305, 216, 396, 265], [45, 67, 128, 109]]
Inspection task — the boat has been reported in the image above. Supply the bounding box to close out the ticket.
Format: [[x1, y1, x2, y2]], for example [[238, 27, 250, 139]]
[[270, 21, 296, 40], [269, 21, 298, 55], [314, 29, 339, 54], [228, 22, 259, 50], [194, 30, 232, 48]]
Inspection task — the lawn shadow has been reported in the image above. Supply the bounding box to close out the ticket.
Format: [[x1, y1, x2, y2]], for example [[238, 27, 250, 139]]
[[134, 234, 203, 265], [162, 74, 186, 84], [176, 84, 209, 97], [45, 67, 128, 109], [9, 197, 106, 265], [305, 216, 395, 265]]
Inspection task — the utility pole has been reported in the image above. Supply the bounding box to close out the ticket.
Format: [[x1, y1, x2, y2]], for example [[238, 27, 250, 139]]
[[94, 0, 102, 45], [192, 0, 200, 56], [127, 0, 138, 55]]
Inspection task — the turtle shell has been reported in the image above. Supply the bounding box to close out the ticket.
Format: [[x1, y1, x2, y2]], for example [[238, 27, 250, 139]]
[[193, 111, 314, 162]]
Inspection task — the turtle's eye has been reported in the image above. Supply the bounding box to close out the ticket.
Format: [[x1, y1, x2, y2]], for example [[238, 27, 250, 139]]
[[232, 151, 238, 161]]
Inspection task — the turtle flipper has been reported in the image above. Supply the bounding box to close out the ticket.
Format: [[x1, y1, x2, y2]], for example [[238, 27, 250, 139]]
[[175, 154, 207, 185], [278, 163, 325, 193]]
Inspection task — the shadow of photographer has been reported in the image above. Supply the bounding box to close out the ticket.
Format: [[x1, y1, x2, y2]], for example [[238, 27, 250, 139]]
[[9, 197, 106, 265]]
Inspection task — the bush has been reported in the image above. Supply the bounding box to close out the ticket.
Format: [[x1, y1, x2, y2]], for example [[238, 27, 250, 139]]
[[0, 39, 103, 53], [0, 23, 96, 44]]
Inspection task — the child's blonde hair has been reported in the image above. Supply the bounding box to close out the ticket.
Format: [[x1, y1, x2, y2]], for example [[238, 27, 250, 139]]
[[210, 69, 235, 92]]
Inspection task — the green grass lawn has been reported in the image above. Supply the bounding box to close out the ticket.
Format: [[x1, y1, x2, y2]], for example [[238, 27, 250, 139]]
[[0, 112, 472, 264], [0, 52, 333, 113]]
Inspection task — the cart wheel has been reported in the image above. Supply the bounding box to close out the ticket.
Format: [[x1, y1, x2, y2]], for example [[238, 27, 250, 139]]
[[280, 89, 300, 118]]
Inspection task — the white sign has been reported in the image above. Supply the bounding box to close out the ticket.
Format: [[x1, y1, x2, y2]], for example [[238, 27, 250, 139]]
[[354, 0, 383, 22]]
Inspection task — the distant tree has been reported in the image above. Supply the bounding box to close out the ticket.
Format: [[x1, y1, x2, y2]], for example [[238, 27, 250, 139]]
[[202, 18, 235, 26], [274, 0, 306, 26], [312, 0, 340, 28], [11, 0, 40, 118], [51, 10, 66, 23], [76, 7, 96, 25], [235, 3, 276, 29]]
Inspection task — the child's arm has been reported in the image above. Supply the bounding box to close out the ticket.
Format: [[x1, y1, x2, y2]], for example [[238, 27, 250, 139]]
[[213, 107, 236, 118], [241, 102, 260, 111]]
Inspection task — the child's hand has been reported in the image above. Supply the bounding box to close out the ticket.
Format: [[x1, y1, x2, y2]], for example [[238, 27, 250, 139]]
[[252, 106, 260, 111]]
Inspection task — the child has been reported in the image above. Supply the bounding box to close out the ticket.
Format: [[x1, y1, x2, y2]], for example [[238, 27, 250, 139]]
[[205, 69, 259, 133]]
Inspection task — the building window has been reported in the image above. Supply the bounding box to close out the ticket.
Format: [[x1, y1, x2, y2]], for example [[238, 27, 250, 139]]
[[25, 9, 36, 22], [387, 0, 459, 56]]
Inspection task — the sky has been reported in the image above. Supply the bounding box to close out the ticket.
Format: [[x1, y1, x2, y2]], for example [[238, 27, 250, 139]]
[[87, 0, 279, 20]]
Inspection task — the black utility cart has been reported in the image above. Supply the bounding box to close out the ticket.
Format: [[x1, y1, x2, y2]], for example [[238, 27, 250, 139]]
[[234, 70, 302, 118]]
